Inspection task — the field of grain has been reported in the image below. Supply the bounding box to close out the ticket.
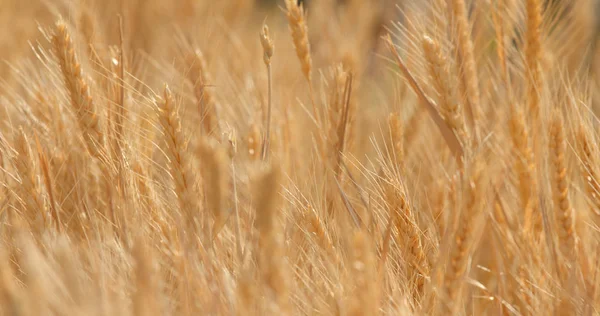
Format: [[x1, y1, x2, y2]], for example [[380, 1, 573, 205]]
[[1, 0, 600, 314]]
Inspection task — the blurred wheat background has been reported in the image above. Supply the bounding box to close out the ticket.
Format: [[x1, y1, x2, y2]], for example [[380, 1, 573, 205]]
[[2, 0, 600, 314]]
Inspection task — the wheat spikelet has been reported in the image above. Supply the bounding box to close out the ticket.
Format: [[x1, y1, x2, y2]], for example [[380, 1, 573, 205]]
[[52, 20, 104, 158]]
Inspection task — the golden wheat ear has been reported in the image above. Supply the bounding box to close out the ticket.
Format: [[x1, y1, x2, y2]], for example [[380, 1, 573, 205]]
[[52, 20, 104, 159], [157, 86, 198, 234], [252, 163, 290, 314]]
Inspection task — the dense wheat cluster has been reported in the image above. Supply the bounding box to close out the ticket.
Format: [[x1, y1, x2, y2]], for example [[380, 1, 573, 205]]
[[3, 0, 600, 314]]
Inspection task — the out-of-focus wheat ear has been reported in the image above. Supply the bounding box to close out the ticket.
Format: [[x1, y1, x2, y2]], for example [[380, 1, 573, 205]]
[[52, 20, 104, 159], [328, 71, 353, 179], [33, 134, 61, 232], [326, 65, 346, 163], [304, 206, 338, 263], [186, 50, 219, 136], [550, 113, 579, 312], [576, 125, 600, 220], [450, 0, 480, 142], [284, 0, 312, 83], [284, 0, 320, 125], [157, 86, 198, 233], [253, 163, 289, 314], [198, 139, 230, 239], [236, 273, 257, 316], [441, 163, 485, 313], [509, 103, 539, 235], [348, 230, 378, 316], [13, 128, 46, 227], [431, 0, 449, 40], [525, 0, 543, 117], [549, 114, 577, 260], [386, 179, 428, 299], [387, 112, 404, 172], [109, 18, 126, 167], [132, 237, 160, 316], [260, 23, 274, 160], [422, 35, 470, 149], [78, 8, 106, 80]]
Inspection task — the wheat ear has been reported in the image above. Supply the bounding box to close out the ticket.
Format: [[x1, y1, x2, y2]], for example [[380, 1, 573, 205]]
[[157, 86, 198, 231], [422, 35, 470, 148], [386, 35, 463, 162], [284, 0, 319, 124], [386, 180, 428, 298], [284, 0, 312, 83], [260, 23, 274, 160], [198, 140, 229, 238], [186, 50, 219, 136], [52, 20, 104, 158], [549, 114, 576, 259], [450, 0, 480, 141], [253, 164, 289, 314], [442, 164, 485, 313], [13, 129, 46, 226], [525, 0, 543, 117]]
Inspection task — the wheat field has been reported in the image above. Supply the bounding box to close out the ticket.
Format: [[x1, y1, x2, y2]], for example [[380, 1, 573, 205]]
[[1, 0, 600, 314]]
